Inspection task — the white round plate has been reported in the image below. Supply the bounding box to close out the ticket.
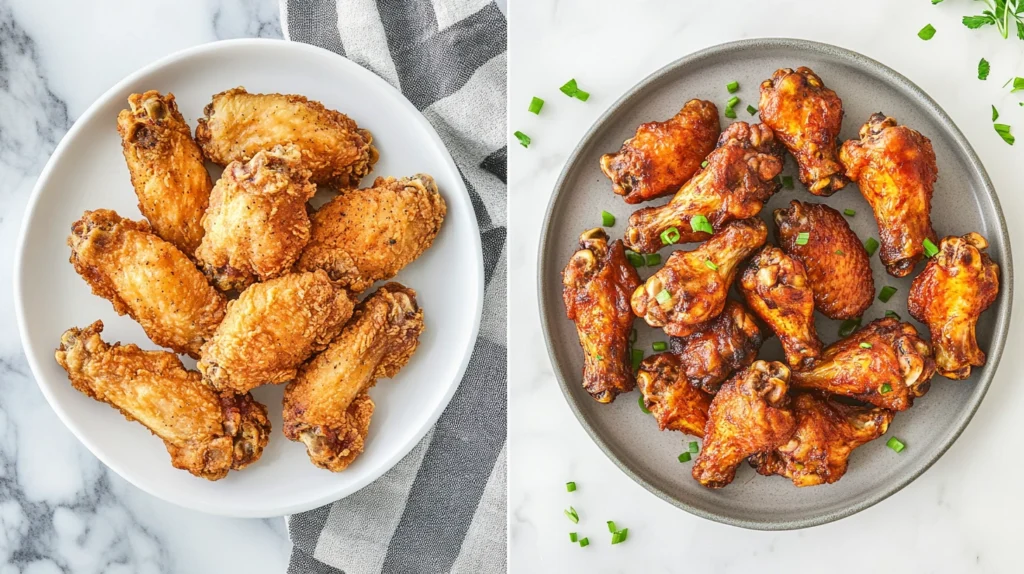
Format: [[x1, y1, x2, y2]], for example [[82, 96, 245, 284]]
[[14, 39, 483, 517]]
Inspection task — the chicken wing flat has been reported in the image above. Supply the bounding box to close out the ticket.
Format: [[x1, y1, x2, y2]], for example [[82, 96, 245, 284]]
[[759, 67, 848, 195], [840, 113, 938, 277], [195, 87, 378, 189], [909, 233, 1000, 380], [55, 321, 269, 480], [562, 228, 642, 403], [774, 201, 874, 319], [750, 392, 893, 487], [633, 218, 767, 337], [195, 145, 317, 292], [668, 300, 764, 394], [284, 284, 423, 471], [791, 318, 936, 411], [117, 90, 213, 256], [198, 270, 354, 394], [739, 245, 821, 368], [295, 174, 446, 293], [692, 361, 796, 489], [623, 122, 783, 253], [636, 353, 713, 436], [68, 209, 226, 359], [600, 99, 720, 204]]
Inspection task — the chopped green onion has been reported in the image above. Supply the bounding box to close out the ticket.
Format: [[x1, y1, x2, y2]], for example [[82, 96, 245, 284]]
[[887, 436, 906, 453], [689, 441, 699, 453], [782, 176, 794, 189], [839, 317, 862, 338], [992, 105, 999, 122], [514, 131, 531, 148], [726, 81, 740, 93], [607, 521, 617, 533], [724, 107, 737, 119], [844, 208, 856, 216], [566, 481, 576, 492], [701, 160, 709, 168], [631, 349, 644, 371], [931, 0, 943, 4], [726, 96, 740, 109], [652, 341, 667, 352], [638, 394, 650, 413], [923, 238, 940, 257], [978, 58, 990, 80], [644, 253, 661, 266], [579, 537, 590, 547], [795, 232, 810, 246], [660, 227, 681, 245], [864, 237, 880, 257], [611, 528, 628, 544], [601, 210, 616, 227], [678, 452, 692, 463], [574, 89, 590, 102], [835, 249, 846, 256], [918, 24, 936, 40], [1012, 77, 1024, 92], [747, 104, 758, 116], [704, 259, 719, 271], [878, 286, 898, 302], [595, 355, 603, 361], [994, 123, 1015, 145], [880, 383, 893, 394], [629, 328, 638, 344], [860, 342, 873, 349], [559, 79, 590, 101], [885, 310, 902, 320], [625, 250, 644, 268], [565, 507, 579, 523], [570, 532, 578, 542], [655, 289, 672, 305], [528, 97, 544, 114], [690, 215, 714, 235]]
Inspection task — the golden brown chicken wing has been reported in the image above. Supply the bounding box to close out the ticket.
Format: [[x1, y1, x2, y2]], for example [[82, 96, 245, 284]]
[[750, 392, 893, 487], [562, 228, 642, 403], [692, 361, 796, 489], [623, 122, 783, 253], [195, 87, 378, 189], [759, 67, 848, 195], [198, 270, 354, 394], [791, 318, 936, 411], [295, 174, 446, 293], [283, 284, 424, 471], [68, 209, 226, 359], [633, 219, 767, 337], [840, 113, 938, 277], [774, 201, 874, 319], [909, 233, 1000, 380], [195, 145, 317, 292], [739, 245, 821, 367], [117, 90, 213, 256], [600, 99, 720, 204], [668, 300, 764, 394], [55, 321, 269, 480], [636, 353, 713, 436]]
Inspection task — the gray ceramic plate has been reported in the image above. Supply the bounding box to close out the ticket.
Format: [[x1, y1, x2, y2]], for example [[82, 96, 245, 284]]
[[538, 39, 1013, 530]]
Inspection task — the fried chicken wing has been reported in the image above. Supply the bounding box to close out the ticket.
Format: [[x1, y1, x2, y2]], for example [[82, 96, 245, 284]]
[[774, 201, 874, 319], [739, 246, 821, 367], [117, 91, 213, 255], [668, 300, 764, 394], [623, 122, 783, 253], [198, 270, 354, 394], [759, 67, 847, 195], [295, 174, 446, 293], [633, 218, 767, 337], [600, 99, 720, 204], [909, 233, 1000, 379], [195, 87, 378, 189], [791, 318, 936, 411], [840, 113, 938, 277], [692, 361, 796, 489], [283, 284, 423, 471], [55, 321, 269, 480], [195, 145, 317, 292], [68, 209, 226, 359], [750, 392, 893, 487], [636, 353, 713, 436], [562, 228, 642, 403]]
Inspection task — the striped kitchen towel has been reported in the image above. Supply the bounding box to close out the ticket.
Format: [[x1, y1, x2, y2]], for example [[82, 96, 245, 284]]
[[279, 1, 507, 573]]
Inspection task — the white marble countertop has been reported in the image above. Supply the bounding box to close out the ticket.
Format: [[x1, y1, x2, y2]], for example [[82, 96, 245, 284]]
[[509, 1, 1024, 572]]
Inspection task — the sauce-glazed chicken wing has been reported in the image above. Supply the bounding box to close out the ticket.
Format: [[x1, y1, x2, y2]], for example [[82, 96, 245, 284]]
[[562, 228, 642, 403], [636, 353, 713, 436], [759, 67, 848, 195], [668, 300, 764, 394], [623, 122, 783, 253], [909, 233, 1000, 380], [600, 99, 720, 204], [840, 113, 938, 277], [55, 321, 269, 480]]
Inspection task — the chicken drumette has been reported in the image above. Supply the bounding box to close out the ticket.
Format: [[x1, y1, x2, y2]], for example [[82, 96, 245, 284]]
[[668, 300, 765, 394], [636, 353, 713, 437]]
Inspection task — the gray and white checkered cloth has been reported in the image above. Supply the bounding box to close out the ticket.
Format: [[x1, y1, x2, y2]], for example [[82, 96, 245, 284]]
[[279, 1, 507, 573]]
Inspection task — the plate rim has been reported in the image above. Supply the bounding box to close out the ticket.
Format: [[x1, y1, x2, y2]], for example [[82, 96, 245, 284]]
[[536, 37, 1013, 531], [13, 37, 484, 518]]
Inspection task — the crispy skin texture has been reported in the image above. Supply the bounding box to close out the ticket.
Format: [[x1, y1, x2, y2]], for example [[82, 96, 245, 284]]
[[668, 300, 764, 394], [295, 174, 446, 293], [195, 145, 316, 292], [692, 361, 796, 489], [117, 91, 213, 255], [840, 113, 938, 277], [198, 271, 354, 393], [284, 284, 423, 471], [624, 122, 783, 253], [759, 67, 848, 195], [791, 318, 936, 411], [68, 209, 226, 358], [195, 87, 378, 189], [633, 219, 767, 337], [562, 228, 642, 403], [774, 201, 874, 319], [739, 246, 822, 368], [636, 353, 713, 436], [750, 392, 893, 487], [55, 321, 269, 480], [600, 99, 721, 204], [909, 233, 1000, 379]]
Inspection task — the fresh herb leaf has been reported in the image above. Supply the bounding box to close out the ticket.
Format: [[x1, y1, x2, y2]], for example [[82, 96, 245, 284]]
[[979, 58, 991, 80], [919, 23, 937, 40], [1012, 77, 1024, 92], [963, 14, 995, 29], [995, 122, 1015, 145]]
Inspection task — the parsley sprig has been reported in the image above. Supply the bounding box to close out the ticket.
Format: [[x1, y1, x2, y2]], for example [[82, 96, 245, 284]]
[[961, 0, 1024, 41]]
